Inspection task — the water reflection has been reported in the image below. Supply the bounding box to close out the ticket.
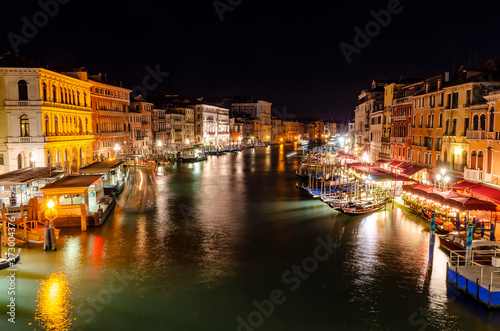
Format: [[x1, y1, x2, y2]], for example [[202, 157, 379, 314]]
[[35, 272, 73, 331]]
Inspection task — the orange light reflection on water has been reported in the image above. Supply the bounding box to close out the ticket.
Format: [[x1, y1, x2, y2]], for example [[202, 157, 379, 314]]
[[35, 272, 73, 331]]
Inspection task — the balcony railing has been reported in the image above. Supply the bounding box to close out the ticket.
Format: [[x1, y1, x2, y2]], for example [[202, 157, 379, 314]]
[[436, 160, 465, 172], [466, 130, 486, 140], [45, 134, 94, 142], [392, 116, 407, 122], [390, 137, 406, 143], [381, 137, 390, 143], [464, 168, 483, 181], [18, 101, 29, 106]]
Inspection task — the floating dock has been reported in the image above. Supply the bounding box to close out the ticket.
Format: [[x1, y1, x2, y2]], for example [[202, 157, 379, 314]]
[[446, 250, 500, 308]]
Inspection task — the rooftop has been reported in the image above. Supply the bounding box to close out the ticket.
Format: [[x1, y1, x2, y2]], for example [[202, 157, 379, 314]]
[[41, 175, 103, 190]]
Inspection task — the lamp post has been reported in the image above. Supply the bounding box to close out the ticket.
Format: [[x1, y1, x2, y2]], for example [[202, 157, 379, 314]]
[[44, 199, 58, 250], [435, 168, 450, 190]]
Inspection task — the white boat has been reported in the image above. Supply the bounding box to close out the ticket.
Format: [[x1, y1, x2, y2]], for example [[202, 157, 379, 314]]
[[180, 148, 207, 162]]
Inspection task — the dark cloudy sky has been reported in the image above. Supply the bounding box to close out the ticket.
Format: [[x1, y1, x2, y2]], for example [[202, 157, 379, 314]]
[[1, 0, 499, 121]]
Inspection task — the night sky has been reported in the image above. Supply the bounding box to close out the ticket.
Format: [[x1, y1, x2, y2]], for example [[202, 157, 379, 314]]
[[0, 0, 499, 121]]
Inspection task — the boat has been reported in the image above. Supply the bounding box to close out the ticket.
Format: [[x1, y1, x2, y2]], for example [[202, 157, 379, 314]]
[[180, 148, 207, 162], [340, 197, 391, 216], [420, 209, 449, 234], [295, 183, 308, 192], [295, 170, 308, 179], [438, 232, 500, 264], [0, 249, 21, 271]]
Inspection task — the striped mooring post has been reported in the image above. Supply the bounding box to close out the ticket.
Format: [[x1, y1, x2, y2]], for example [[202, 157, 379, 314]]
[[465, 222, 473, 266], [429, 212, 436, 270]]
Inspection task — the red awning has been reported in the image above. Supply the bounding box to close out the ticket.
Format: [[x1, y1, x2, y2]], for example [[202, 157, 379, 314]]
[[404, 183, 498, 211], [375, 159, 390, 164], [389, 161, 403, 167], [401, 165, 425, 176]]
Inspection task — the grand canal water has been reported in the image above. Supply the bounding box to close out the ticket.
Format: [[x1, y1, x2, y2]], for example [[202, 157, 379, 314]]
[[1, 144, 500, 331]]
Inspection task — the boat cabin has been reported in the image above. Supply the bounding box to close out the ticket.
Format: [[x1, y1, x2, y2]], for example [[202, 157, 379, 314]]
[[79, 160, 126, 194], [40, 175, 106, 227]]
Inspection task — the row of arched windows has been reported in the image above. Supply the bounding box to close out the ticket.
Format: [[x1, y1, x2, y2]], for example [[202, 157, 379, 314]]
[[472, 109, 495, 131], [44, 114, 89, 136]]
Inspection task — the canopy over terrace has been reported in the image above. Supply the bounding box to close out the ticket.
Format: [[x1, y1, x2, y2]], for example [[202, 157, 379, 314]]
[[348, 163, 417, 182], [452, 181, 500, 206], [0, 167, 63, 187], [403, 184, 497, 212]]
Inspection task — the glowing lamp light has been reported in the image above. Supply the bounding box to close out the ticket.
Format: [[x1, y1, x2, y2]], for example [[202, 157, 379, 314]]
[[440, 168, 446, 176], [47, 199, 55, 209], [436, 174, 441, 181], [444, 176, 450, 183], [454, 146, 461, 155]]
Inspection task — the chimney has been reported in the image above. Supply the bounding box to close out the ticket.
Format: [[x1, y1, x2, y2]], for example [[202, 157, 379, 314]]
[[437, 77, 442, 90], [444, 72, 450, 82], [119, 81, 123, 87], [425, 82, 430, 93], [104, 73, 107, 82]]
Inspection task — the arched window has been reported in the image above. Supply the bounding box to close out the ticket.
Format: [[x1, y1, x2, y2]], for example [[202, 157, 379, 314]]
[[83, 93, 87, 107], [52, 85, 57, 102], [473, 115, 479, 130], [438, 113, 443, 128], [54, 116, 59, 135], [490, 107, 495, 132], [45, 115, 49, 135], [77, 91, 80, 106], [427, 114, 431, 127], [431, 114, 434, 128], [42, 83, 47, 101], [477, 151, 484, 170], [18, 80, 28, 100], [20, 114, 30, 137], [17, 154, 22, 169], [480, 114, 486, 131], [471, 151, 477, 169]]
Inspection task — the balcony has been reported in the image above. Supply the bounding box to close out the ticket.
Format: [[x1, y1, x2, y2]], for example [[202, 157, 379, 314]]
[[392, 97, 412, 105], [390, 137, 406, 144], [7, 137, 34, 143], [45, 134, 94, 142], [466, 130, 485, 140], [381, 137, 390, 143], [392, 116, 407, 122], [464, 168, 483, 181], [436, 160, 465, 173]]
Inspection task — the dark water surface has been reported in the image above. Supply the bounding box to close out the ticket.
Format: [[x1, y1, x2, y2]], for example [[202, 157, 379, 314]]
[[1, 145, 500, 331]]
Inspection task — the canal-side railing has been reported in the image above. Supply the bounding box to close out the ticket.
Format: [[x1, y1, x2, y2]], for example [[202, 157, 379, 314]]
[[449, 250, 499, 286]]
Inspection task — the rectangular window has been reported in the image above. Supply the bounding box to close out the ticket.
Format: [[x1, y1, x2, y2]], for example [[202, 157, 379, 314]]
[[446, 94, 451, 109], [0, 154, 3, 165], [452, 92, 459, 109], [466, 90, 471, 106]]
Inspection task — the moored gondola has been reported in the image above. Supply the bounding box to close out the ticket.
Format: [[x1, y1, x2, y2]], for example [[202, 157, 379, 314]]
[[0, 249, 21, 271]]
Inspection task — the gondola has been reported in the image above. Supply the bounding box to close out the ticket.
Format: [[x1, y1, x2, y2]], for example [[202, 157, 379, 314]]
[[295, 170, 308, 179], [421, 209, 450, 234], [0, 249, 21, 271], [340, 198, 391, 216], [295, 183, 308, 192]]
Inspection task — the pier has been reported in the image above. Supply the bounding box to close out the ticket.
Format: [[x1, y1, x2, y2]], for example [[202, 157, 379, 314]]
[[447, 249, 500, 308]]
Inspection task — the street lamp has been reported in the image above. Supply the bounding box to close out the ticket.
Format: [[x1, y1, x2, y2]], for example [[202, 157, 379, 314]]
[[436, 169, 450, 190], [44, 199, 58, 224]]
